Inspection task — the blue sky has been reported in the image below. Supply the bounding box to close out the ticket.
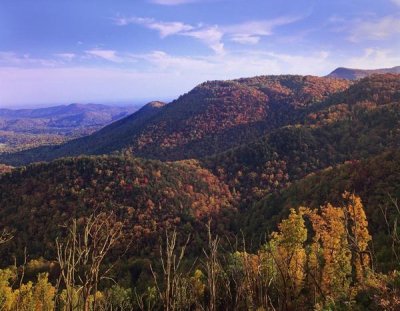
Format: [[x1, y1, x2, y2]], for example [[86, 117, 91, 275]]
[[0, 0, 399, 107]]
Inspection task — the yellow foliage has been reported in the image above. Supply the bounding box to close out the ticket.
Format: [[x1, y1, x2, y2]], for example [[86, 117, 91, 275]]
[[0, 269, 15, 310], [270, 208, 307, 297], [13, 281, 35, 311], [191, 269, 206, 299], [32, 273, 56, 311], [342, 191, 372, 284]]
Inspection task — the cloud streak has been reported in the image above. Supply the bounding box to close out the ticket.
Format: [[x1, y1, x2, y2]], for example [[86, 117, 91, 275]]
[[183, 26, 225, 54], [345, 48, 400, 69], [224, 17, 302, 45], [114, 15, 300, 54], [114, 17, 194, 37], [85, 49, 123, 62], [391, 0, 400, 6], [349, 15, 400, 42]]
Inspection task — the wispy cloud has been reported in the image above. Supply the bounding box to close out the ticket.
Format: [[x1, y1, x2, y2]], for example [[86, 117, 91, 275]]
[[349, 15, 400, 42], [183, 26, 224, 54], [54, 53, 76, 61], [345, 48, 400, 69], [114, 15, 300, 54], [0, 52, 59, 67], [117, 49, 334, 78], [391, 0, 400, 6], [230, 34, 260, 45], [114, 17, 193, 37], [224, 17, 301, 45], [114, 16, 223, 53], [85, 49, 123, 62]]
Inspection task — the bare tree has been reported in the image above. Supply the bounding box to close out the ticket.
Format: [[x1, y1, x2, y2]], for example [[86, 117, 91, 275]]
[[56, 212, 124, 311], [202, 221, 220, 311], [151, 229, 190, 311], [380, 194, 400, 265]]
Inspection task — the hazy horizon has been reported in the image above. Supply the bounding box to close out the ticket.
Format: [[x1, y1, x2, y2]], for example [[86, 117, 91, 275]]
[[1, 0, 399, 107], [0, 98, 175, 110]]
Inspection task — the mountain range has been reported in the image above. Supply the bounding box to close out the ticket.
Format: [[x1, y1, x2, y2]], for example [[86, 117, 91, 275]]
[[0, 103, 137, 153], [327, 65, 400, 80], [0, 75, 350, 165], [0, 71, 400, 309], [0, 71, 399, 249]]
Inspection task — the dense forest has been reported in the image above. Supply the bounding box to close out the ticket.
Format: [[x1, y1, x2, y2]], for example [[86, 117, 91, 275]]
[[0, 73, 400, 310]]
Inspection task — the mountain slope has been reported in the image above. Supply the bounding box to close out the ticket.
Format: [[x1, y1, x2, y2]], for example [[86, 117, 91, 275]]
[[0, 101, 165, 165], [243, 150, 400, 270], [0, 76, 350, 165], [327, 66, 400, 80], [203, 74, 400, 202], [0, 155, 234, 261]]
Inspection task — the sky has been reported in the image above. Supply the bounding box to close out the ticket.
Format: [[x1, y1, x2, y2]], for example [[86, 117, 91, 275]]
[[0, 0, 399, 107]]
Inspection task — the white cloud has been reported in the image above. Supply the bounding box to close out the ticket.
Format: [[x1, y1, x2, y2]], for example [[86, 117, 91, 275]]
[[236, 17, 301, 39], [55, 53, 76, 61], [0, 52, 59, 67], [349, 15, 400, 42], [230, 34, 260, 45], [115, 16, 223, 53], [109, 49, 334, 78], [224, 17, 301, 45], [345, 48, 400, 69], [183, 26, 225, 54], [85, 49, 123, 62], [114, 17, 193, 37], [391, 0, 400, 6], [115, 15, 300, 53]]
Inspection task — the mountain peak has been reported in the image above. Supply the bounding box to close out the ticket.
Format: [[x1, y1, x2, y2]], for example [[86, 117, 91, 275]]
[[145, 101, 166, 109], [327, 66, 400, 80]]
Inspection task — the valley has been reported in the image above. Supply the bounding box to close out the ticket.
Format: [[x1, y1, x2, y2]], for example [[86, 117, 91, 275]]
[[0, 72, 399, 310], [0, 103, 137, 153]]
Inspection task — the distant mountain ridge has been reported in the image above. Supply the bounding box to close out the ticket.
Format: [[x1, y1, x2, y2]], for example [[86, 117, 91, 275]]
[[0, 103, 137, 129], [0, 72, 400, 282], [0, 103, 138, 153], [0, 75, 350, 165], [327, 66, 400, 80]]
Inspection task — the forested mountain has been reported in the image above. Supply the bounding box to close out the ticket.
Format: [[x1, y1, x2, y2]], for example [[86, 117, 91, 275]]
[[327, 66, 400, 80], [0, 75, 349, 165], [0, 155, 234, 262], [0, 73, 400, 310], [244, 150, 400, 270], [0, 73, 398, 262], [0, 103, 137, 153], [205, 74, 400, 202], [0, 103, 136, 129]]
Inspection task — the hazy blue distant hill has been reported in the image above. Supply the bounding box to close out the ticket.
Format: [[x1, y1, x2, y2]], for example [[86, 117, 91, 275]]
[[0, 103, 137, 130], [327, 66, 400, 80], [0, 103, 138, 152]]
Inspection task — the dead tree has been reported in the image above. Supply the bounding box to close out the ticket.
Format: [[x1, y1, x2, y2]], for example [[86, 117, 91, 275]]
[[56, 212, 123, 311], [151, 229, 190, 311], [202, 221, 220, 311]]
